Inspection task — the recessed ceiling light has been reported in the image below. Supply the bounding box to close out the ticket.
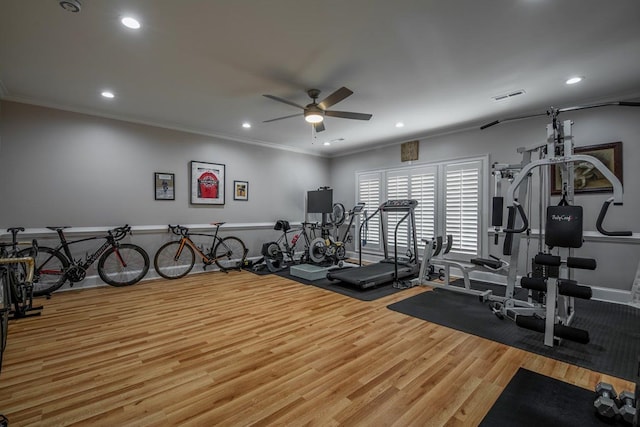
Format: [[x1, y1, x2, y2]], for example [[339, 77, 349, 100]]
[[323, 142, 331, 146], [242, 122, 251, 129], [121, 17, 141, 29], [395, 122, 404, 128], [101, 91, 115, 99], [566, 76, 584, 85]]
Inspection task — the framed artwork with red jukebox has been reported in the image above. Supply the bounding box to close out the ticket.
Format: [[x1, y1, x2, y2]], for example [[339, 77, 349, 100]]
[[190, 161, 225, 205]]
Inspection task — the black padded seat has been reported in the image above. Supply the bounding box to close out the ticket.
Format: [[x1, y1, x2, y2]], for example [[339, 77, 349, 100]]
[[470, 257, 502, 269]]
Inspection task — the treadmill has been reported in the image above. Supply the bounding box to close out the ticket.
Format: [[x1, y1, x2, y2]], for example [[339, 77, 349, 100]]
[[327, 199, 419, 289]]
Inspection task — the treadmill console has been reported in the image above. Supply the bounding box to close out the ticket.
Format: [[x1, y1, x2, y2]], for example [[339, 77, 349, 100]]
[[351, 202, 365, 214], [381, 199, 418, 211]]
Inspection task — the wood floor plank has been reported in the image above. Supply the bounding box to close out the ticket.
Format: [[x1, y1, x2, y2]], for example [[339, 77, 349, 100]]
[[0, 270, 634, 426]]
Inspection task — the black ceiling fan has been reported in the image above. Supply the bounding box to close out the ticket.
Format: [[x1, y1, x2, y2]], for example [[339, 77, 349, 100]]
[[262, 87, 372, 132]]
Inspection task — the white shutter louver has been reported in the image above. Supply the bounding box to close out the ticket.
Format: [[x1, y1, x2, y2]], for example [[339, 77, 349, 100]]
[[386, 174, 409, 247], [357, 173, 381, 248], [445, 163, 480, 255], [411, 171, 436, 244]]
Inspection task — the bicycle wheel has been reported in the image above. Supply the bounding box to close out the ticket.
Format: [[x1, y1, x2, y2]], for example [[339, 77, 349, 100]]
[[1, 270, 10, 371], [214, 236, 246, 270], [154, 241, 195, 280], [330, 203, 346, 226], [98, 244, 150, 287], [18, 247, 69, 297]]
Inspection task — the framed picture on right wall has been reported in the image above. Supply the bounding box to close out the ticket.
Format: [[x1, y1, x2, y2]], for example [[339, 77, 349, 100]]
[[551, 141, 622, 195]]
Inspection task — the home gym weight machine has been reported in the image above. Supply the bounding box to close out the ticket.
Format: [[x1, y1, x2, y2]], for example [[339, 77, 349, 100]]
[[497, 107, 633, 347], [417, 101, 638, 347]]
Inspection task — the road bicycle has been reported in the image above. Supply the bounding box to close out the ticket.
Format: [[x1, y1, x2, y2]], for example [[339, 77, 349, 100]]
[[262, 220, 326, 268], [23, 225, 150, 297], [0, 228, 42, 318], [1, 230, 39, 374], [154, 223, 247, 279]]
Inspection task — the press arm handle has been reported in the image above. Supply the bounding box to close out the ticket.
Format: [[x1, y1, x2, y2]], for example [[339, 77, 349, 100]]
[[596, 199, 632, 237]]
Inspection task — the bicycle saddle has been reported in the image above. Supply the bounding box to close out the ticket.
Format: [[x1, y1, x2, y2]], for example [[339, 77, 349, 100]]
[[211, 221, 226, 226], [274, 220, 290, 231], [46, 226, 71, 231]]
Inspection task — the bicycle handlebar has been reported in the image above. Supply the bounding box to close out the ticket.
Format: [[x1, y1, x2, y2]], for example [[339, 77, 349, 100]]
[[301, 221, 320, 229], [110, 225, 132, 241], [168, 224, 190, 236]]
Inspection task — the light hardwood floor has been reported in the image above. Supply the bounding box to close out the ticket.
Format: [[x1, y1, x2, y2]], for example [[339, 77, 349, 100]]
[[0, 271, 633, 426]]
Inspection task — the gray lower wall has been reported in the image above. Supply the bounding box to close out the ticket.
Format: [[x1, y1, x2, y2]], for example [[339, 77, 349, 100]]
[[329, 106, 640, 294]]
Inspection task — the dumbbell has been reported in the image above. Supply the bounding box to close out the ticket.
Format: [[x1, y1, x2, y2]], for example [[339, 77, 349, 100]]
[[618, 390, 637, 424], [594, 382, 619, 418]]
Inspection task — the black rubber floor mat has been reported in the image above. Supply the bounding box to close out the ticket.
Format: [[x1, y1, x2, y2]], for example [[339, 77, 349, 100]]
[[480, 368, 610, 427], [388, 280, 640, 382]]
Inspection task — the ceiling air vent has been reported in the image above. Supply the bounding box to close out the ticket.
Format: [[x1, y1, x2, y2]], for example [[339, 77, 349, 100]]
[[491, 89, 526, 102]]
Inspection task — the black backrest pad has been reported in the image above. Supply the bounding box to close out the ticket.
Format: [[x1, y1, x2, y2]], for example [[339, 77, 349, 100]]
[[546, 205, 583, 248]]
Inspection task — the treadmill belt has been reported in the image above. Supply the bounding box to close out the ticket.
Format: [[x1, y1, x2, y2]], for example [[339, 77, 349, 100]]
[[327, 262, 416, 289]]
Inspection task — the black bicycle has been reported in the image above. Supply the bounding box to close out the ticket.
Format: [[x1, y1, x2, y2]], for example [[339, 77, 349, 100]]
[[154, 223, 247, 280], [24, 225, 150, 297], [262, 220, 325, 267]]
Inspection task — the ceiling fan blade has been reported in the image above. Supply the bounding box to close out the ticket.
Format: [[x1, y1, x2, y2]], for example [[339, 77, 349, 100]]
[[263, 94, 306, 110], [313, 121, 325, 132], [263, 113, 303, 123], [324, 110, 372, 121], [318, 87, 353, 110]]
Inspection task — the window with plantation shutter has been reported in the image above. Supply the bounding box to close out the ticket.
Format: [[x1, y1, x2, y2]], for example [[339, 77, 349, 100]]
[[445, 161, 481, 255], [356, 156, 485, 259], [357, 173, 381, 250]]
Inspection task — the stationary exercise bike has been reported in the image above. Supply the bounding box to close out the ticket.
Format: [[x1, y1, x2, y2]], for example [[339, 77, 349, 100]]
[[308, 203, 365, 265]]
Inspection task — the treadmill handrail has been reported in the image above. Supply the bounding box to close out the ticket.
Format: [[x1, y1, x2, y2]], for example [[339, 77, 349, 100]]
[[358, 207, 381, 266]]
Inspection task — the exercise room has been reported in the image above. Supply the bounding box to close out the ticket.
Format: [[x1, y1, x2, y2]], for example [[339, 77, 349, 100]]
[[2, 1, 640, 426]]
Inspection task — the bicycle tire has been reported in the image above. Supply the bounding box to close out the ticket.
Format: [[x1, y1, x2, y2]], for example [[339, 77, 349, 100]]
[[98, 243, 150, 287], [7, 268, 24, 314], [330, 203, 346, 226], [214, 236, 246, 270], [18, 247, 69, 297], [308, 237, 327, 264], [154, 241, 195, 280], [1, 270, 10, 370]]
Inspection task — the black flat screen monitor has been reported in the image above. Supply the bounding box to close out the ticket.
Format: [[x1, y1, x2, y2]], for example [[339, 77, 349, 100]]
[[307, 189, 333, 213]]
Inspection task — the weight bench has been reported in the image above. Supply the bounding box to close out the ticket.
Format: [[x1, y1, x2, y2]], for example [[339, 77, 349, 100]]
[[416, 235, 507, 301]]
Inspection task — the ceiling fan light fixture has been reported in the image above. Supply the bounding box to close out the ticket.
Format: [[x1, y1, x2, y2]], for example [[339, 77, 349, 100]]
[[304, 109, 324, 123]]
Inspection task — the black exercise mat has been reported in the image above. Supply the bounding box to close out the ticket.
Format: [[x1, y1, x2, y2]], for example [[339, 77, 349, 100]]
[[480, 368, 608, 427], [387, 279, 640, 382]]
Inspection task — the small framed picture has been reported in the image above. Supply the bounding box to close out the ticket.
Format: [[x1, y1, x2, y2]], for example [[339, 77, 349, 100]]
[[154, 172, 175, 200], [234, 180, 249, 201]]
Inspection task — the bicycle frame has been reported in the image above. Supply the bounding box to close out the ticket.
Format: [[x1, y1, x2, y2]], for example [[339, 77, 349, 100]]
[[173, 233, 221, 264], [46, 231, 118, 277]]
